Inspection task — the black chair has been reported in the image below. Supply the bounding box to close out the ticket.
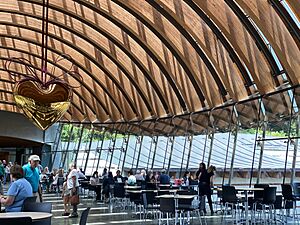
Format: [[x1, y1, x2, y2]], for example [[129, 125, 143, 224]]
[[142, 191, 159, 220], [128, 192, 142, 219], [80, 181, 90, 197], [177, 190, 198, 224], [21, 196, 37, 211], [22, 202, 52, 213], [254, 184, 269, 202], [112, 184, 126, 209], [222, 185, 242, 224], [159, 197, 178, 225], [254, 187, 277, 224], [22, 202, 52, 225], [282, 184, 298, 223], [0, 217, 32, 225], [292, 182, 300, 198], [79, 207, 91, 225]]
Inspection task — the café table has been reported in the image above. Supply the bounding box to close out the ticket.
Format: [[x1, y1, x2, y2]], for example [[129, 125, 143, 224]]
[[0, 212, 52, 221]]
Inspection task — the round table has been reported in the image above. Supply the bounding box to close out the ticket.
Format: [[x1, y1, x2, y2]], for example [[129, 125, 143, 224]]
[[0, 212, 52, 221]]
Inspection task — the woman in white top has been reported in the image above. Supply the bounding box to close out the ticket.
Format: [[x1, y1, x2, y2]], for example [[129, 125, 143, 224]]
[[90, 171, 99, 185]]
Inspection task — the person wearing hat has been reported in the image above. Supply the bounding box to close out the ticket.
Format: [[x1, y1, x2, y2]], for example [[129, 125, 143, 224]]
[[22, 155, 42, 202]]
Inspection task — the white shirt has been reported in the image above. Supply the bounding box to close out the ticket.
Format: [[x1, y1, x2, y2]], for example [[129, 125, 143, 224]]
[[67, 169, 79, 189], [127, 175, 136, 185]]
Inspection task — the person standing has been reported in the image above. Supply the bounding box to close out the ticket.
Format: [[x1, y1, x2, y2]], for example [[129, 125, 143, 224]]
[[4, 162, 11, 184], [22, 155, 42, 202], [196, 162, 215, 215], [67, 163, 80, 218], [182, 171, 191, 186]]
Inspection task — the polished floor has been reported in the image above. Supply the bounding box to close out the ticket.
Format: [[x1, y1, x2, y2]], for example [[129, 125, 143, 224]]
[[47, 193, 221, 225], [2, 184, 300, 224]]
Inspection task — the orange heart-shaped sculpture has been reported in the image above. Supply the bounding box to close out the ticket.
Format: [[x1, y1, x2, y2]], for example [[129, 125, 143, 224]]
[[13, 80, 72, 130]]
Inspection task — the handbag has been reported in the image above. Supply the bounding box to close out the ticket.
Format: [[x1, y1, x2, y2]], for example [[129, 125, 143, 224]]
[[70, 193, 79, 205]]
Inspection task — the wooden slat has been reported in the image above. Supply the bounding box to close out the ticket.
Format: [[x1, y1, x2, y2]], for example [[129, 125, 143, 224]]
[[236, 0, 300, 85]]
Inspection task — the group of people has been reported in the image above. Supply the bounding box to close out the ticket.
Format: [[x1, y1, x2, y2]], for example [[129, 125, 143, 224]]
[[87, 164, 216, 214], [0, 154, 217, 216], [0, 155, 80, 218]]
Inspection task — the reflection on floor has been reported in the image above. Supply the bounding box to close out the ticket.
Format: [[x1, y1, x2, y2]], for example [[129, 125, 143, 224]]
[[44, 192, 221, 225], [2, 185, 300, 225]]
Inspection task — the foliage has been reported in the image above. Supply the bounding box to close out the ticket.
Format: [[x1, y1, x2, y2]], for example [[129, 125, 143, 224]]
[[61, 124, 119, 142]]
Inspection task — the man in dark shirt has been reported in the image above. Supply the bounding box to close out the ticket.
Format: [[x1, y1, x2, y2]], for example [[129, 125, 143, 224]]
[[159, 169, 170, 184], [113, 170, 123, 182]]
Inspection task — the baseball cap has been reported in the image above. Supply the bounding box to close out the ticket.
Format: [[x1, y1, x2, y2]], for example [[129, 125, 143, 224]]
[[28, 155, 40, 161]]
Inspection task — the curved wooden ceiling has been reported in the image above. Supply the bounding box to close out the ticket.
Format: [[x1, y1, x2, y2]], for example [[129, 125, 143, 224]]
[[0, 0, 299, 135]]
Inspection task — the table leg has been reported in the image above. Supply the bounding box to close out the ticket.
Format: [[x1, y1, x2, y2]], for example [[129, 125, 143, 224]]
[[244, 190, 249, 225]]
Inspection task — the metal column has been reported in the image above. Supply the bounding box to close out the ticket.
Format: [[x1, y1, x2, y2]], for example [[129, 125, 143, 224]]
[[291, 115, 300, 184], [83, 128, 95, 173], [207, 132, 215, 166], [228, 123, 239, 185], [256, 120, 266, 184]]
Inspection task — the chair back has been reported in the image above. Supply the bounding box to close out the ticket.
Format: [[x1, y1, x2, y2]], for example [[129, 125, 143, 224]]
[[136, 180, 143, 187], [129, 192, 142, 205], [159, 197, 175, 213], [178, 190, 193, 205], [281, 184, 293, 200], [262, 187, 276, 205], [159, 185, 170, 190], [254, 184, 269, 200], [114, 184, 125, 198], [292, 182, 300, 197], [158, 190, 170, 196], [222, 185, 237, 204], [23, 202, 52, 213], [144, 191, 157, 205], [21, 196, 37, 211], [79, 207, 91, 225], [274, 195, 283, 209], [23, 202, 52, 225], [0, 217, 32, 225]]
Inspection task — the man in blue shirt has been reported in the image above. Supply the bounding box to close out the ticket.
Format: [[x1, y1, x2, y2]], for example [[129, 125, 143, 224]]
[[0, 165, 32, 212], [159, 169, 170, 184], [23, 155, 42, 202]]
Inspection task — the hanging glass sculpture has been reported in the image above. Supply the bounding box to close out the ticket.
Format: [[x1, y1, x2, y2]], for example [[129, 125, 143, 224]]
[[4, 0, 81, 130]]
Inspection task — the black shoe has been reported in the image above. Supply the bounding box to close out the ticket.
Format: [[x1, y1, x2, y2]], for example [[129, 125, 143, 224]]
[[69, 214, 78, 218], [62, 212, 70, 216]]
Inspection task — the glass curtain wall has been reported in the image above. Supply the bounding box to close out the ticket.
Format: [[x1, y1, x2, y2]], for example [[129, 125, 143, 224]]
[[51, 87, 300, 186]]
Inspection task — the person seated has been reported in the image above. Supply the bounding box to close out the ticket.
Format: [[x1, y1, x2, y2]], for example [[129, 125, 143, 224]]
[[135, 170, 144, 181], [113, 170, 123, 182], [0, 165, 32, 212], [182, 171, 191, 186], [77, 168, 86, 180], [52, 168, 64, 192], [126, 170, 136, 186], [40, 169, 49, 192], [159, 169, 170, 185], [90, 171, 99, 185]]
